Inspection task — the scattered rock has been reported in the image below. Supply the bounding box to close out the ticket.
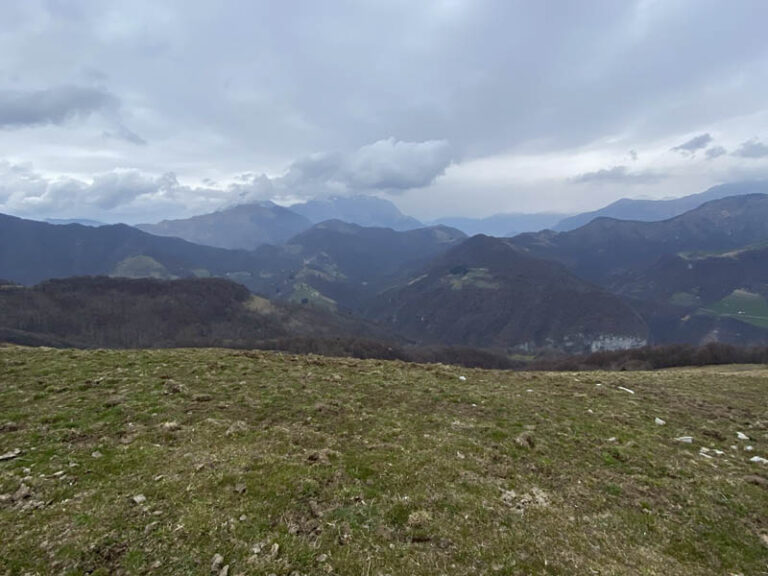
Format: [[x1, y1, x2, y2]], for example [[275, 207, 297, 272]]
[[13, 483, 31, 501], [617, 386, 635, 394], [163, 379, 185, 394], [211, 553, 224, 573], [219, 566, 229, 576], [745, 446, 754, 452], [132, 494, 147, 505], [750, 456, 768, 464], [761, 534, 768, 548], [458, 376, 467, 382], [744, 475, 768, 488], [737, 431, 749, 441], [234, 483, 246, 495], [91, 451, 103, 459], [103, 395, 124, 408], [607, 437, 618, 443], [501, 487, 549, 514], [515, 431, 535, 449], [0, 421, 20, 433], [407, 510, 432, 528], [674, 436, 694, 444], [225, 421, 248, 436], [307, 448, 339, 465], [161, 421, 181, 432], [654, 418, 666, 426], [316, 553, 329, 563], [0, 448, 22, 461], [269, 543, 280, 558]]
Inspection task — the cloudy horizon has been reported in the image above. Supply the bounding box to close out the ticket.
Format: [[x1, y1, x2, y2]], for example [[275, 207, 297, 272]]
[[1, 0, 767, 224]]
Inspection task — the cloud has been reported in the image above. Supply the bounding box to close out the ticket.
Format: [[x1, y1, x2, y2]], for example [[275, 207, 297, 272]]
[[277, 138, 454, 198], [571, 165, 666, 185], [733, 138, 768, 158], [671, 133, 713, 155], [705, 145, 727, 160], [0, 85, 117, 128], [103, 124, 147, 145]]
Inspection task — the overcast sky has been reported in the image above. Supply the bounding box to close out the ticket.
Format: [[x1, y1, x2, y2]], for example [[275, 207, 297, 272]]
[[1, 0, 767, 223]]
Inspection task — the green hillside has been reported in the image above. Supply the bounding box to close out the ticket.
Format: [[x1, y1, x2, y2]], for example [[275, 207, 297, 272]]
[[1, 347, 766, 575], [700, 289, 768, 329]]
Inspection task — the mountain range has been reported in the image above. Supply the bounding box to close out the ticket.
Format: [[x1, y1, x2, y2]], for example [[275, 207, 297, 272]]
[[553, 180, 768, 231], [2, 184, 768, 354]]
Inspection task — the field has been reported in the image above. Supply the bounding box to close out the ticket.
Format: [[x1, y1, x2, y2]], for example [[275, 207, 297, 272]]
[[1, 346, 767, 575], [700, 289, 768, 329]]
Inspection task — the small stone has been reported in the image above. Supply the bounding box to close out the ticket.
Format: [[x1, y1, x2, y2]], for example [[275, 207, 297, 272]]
[[13, 483, 31, 501], [225, 421, 248, 436], [150, 560, 162, 569], [737, 431, 749, 441], [219, 566, 229, 576], [515, 431, 535, 449], [458, 376, 467, 382], [744, 475, 768, 488], [654, 417, 666, 426], [211, 553, 224, 573], [316, 553, 329, 563], [407, 510, 432, 527], [132, 494, 147, 505], [91, 451, 103, 459], [745, 446, 754, 452], [269, 543, 280, 558], [0, 448, 22, 461], [239, 514, 247, 521], [234, 483, 246, 495], [617, 386, 635, 395], [161, 421, 181, 431], [674, 436, 694, 444], [750, 456, 768, 464], [607, 437, 617, 443]]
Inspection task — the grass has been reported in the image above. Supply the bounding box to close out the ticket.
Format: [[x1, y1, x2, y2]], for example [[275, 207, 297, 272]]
[[1, 346, 767, 575], [699, 289, 768, 329]]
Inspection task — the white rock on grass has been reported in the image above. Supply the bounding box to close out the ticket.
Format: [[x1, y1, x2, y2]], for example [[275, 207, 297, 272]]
[[674, 436, 694, 444], [749, 456, 767, 464], [737, 431, 749, 440], [211, 553, 224, 573], [617, 386, 635, 394], [0, 448, 22, 461], [458, 376, 467, 382], [655, 418, 666, 426]]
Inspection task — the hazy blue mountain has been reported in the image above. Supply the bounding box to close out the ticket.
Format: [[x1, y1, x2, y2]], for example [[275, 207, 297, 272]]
[[137, 202, 312, 249], [554, 181, 768, 231], [288, 195, 422, 230], [512, 194, 768, 286], [430, 213, 568, 237], [0, 212, 265, 286], [45, 218, 105, 227]]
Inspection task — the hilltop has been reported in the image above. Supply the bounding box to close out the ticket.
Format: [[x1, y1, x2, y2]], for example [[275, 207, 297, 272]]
[[0, 347, 766, 575]]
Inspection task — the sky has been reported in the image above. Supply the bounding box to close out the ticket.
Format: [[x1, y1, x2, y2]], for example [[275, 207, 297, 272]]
[[0, 0, 767, 223]]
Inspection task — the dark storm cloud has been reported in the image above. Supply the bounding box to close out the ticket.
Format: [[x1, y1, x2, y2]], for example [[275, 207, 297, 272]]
[[671, 133, 713, 155], [0, 85, 116, 128], [733, 138, 768, 158], [572, 165, 666, 185]]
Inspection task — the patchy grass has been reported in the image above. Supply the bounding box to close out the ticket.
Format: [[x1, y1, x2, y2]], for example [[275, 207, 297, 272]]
[[0, 347, 766, 575]]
